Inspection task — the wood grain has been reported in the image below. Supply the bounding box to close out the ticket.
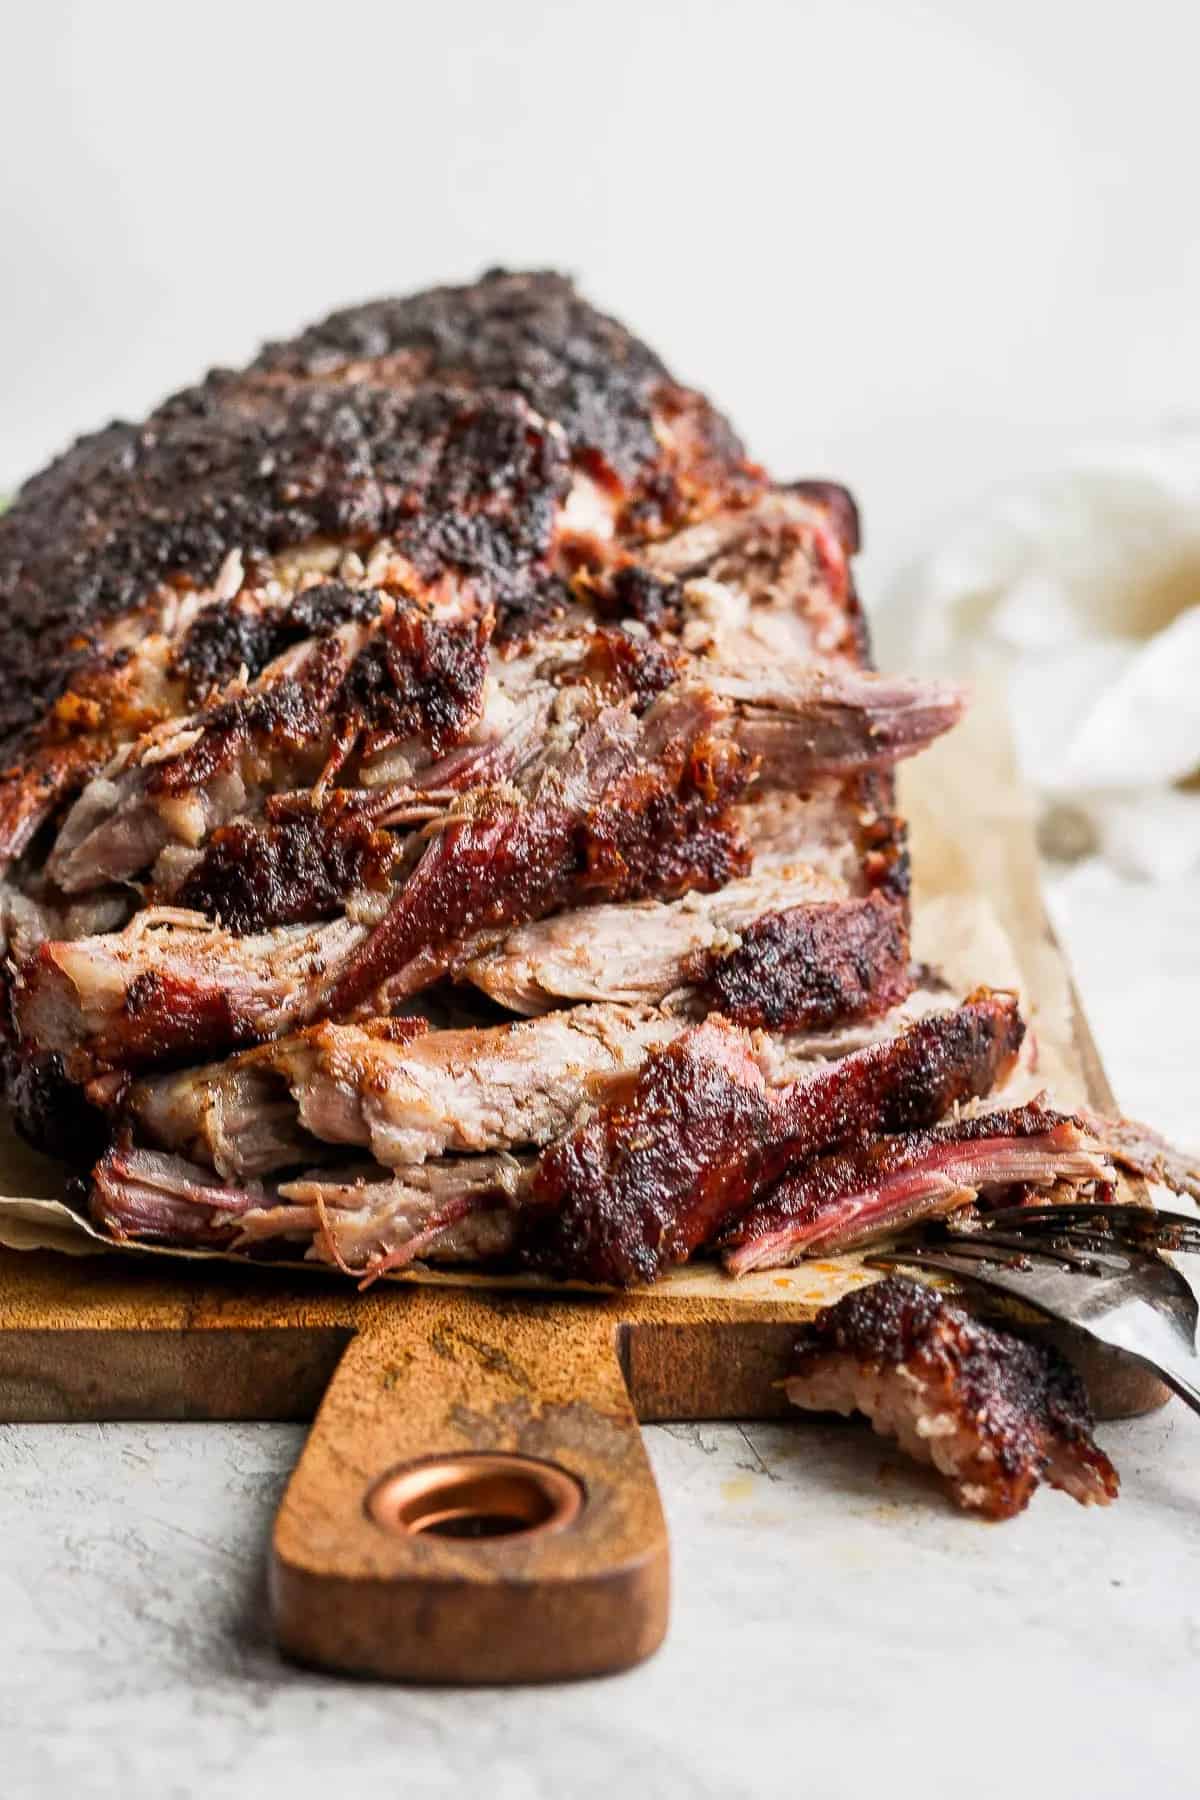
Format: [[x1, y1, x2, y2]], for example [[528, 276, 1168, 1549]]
[[272, 1293, 669, 1682]]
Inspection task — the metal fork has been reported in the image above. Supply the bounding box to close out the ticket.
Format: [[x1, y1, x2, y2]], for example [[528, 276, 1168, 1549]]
[[868, 1203, 1200, 1415]]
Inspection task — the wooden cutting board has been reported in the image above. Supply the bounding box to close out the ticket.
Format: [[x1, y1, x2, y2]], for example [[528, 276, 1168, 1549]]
[[0, 693, 1166, 1683]]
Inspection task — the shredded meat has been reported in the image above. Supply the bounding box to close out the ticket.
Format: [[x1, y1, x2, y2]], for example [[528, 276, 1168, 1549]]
[[0, 269, 1035, 1288], [90, 1142, 525, 1275], [1076, 1107, 1200, 1203]]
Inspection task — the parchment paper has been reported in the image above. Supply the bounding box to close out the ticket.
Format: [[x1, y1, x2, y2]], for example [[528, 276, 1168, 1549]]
[[0, 686, 1101, 1289]]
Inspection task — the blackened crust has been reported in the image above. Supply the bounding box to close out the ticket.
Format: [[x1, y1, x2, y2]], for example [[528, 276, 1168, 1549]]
[[174, 580, 384, 699], [690, 892, 911, 1029], [523, 1023, 770, 1286], [253, 268, 751, 504], [0, 270, 759, 768], [861, 989, 1024, 1135], [175, 810, 402, 934], [334, 605, 494, 758], [2, 1043, 108, 1167], [155, 603, 493, 805], [0, 381, 568, 762]]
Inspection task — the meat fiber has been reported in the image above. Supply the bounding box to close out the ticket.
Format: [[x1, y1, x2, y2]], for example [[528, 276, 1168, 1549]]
[[1076, 1107, 1200, 1203], [723, 1104, 1115, 1273], [90, 1145, 268, 1245], [784, 1277, 1119, 1517], [91, 1142, 525, 1274], [126, 1003, 686, 1178]]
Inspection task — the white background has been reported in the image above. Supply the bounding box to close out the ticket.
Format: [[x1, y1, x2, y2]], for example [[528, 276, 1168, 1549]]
[[4, 0, 1200, 600], [1, 8, 1198, 1795]]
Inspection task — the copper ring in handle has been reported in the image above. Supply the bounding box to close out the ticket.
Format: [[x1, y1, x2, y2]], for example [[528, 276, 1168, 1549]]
[[365, 1452, 585, 1541]]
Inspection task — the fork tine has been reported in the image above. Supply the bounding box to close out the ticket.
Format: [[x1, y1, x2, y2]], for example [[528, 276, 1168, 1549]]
[[1008, 1205, 1200, 1234], [981, 1204, 1200, 1253], [986, 1202, 1200, 1236], [868, 1229, 1200, 1416], [928, 1231, 1129, 1274]]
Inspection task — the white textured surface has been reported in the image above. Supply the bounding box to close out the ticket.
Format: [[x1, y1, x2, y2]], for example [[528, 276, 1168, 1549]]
[[1047, 861, 1200, 1151], [2, 1404, 1199, 1800]]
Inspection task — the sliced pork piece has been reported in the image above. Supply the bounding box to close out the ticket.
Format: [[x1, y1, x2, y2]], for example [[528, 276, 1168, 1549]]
[[684, 891, 911, 1030], [723, 1105, 1115, 1274], [460, 863, 855, 1013], [519, 991, 1024, 1286], [784, 1277, 1119, 1517], [160, 659, 950, 932], [122, 985, 970, 1198], [747, 981, 960, 1074], [127, 1003, 686, 1178], [159, 627, 666, 928], [19, 750, 915, 1079], [14, 912, 369, 1077], [465, 886, 910, 1026]]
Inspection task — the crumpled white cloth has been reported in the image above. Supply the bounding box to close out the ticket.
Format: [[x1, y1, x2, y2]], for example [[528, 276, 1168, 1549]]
[[885, 432, 1200, 879]]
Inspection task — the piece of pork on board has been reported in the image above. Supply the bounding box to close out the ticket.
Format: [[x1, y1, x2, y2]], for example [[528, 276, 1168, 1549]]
[[785, 1277, 1119, 1518], [0, 269, 988, 1280]]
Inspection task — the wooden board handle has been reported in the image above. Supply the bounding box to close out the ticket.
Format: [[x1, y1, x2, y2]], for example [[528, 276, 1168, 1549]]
[[270, 1289, 669, 1683]]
